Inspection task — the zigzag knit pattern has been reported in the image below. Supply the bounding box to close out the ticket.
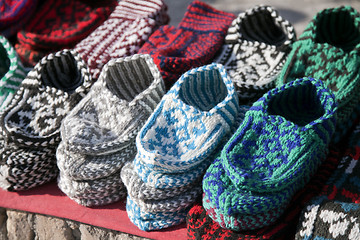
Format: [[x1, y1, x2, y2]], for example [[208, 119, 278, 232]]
[[203, 77, 337, 231], [15, 0, 117, 66], [57, 54, 165, 206], [139, 0, 235, 90], [0, 36, 27, 110], [214, 5, 296, 102], [0, 0, 38, 38], [74, 0, 169, 79], [276, 6, 360, 142], [0, 49, 93, 191]]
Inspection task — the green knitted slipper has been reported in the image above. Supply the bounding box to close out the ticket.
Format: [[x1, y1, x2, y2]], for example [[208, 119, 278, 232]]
[[0, 36, 27, 110], [276, 6, 360, 141]]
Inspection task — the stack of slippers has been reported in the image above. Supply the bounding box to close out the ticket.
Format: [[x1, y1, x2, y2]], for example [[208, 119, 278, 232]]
[[0, 49, 93, 191], [121, 63, 245, 231], [57, 54, 166, 207]]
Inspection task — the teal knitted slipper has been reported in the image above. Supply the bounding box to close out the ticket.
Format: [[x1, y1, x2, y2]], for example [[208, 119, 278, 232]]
[[276, 6, 360, 141], [203, 77, 337, 230], [0, 36, 27, 110]]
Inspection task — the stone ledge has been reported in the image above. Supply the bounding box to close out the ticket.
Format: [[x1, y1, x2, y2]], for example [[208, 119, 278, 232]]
[[0, 208, 150, 240]]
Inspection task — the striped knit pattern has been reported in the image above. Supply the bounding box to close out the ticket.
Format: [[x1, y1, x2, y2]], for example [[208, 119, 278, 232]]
[[0, 36, 27, 110], [139, 0, 235, 90], [15, 0, 117, 66], [121, 161, 202, 201], [187, 148, 341, 240], [126, 197, 191, 231], [121, 63, 242, 231], [74, 0, 169, 80], [214, 5, 296, 102], [203, 77, 337, 231], [0, 0, 38, 37], [0, 49, 93, 191], [276, 6, 360, 142], [56, 54, 165, 206]]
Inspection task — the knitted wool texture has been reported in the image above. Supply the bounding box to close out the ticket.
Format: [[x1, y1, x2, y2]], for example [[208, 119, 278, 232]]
[[187, 146, 342, 240], [0, 49, 93, 191], [15, 0, 117, 66], [203, 77, 337, 231], [295, 122, 360, 240], [276, 6, 360, 142], [56, 54, 165, 206], [0, 0, 38, 38], [0, 36, 27, 111], [138, 0, 235, 90], [74, 0, 169, 80], [122, 63, 241, 231], [214, 5, 296, 103]]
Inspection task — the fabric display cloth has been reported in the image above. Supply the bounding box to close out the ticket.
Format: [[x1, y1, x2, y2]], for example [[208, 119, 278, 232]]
[[121, 63, 245, 231], [14, 0, 118, 67], [295, 120, 360, 240], [202, 77, 337, 231], [0, 49, 93, 191], [214, 5, 296, 104], [57, 54, 166, 207], [0, 35, 27, 111], [0, 0, 38, 38], [276, 6, 360, 143], [138, 0, 236, 90], [74, 0, 170, 80]]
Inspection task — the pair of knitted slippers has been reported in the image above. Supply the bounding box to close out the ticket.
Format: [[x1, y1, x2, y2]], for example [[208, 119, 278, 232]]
[[0, 49, 93, 191], [56, 54, 166, 206], [202, 77, 337, 231], [121, 63, 245, 231], [214, 5, 296, 104]]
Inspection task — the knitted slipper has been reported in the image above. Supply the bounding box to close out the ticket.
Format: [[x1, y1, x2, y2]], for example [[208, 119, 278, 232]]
[[214, 5, 296, 102], [276, 6, 360, 141], [138, 0, 235, 90], [135, 63, 239, 174], [0, 0, 38, 38], [121, 161, 202, 201], [0, 35, 27, 110], [203, 77, 337, 231], [15, 0, 117, 66], [58, 54, 165, 181], [126, 196, 190, 231], [187, 148, 341, 240], [0, 49, 92, 150], [74, 0, 169, 79]]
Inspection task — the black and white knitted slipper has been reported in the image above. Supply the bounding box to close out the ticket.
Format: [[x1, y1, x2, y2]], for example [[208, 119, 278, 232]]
[[121, 161, 202, 201], [0, 49, 92, 149], [214, 5, 296, 102]]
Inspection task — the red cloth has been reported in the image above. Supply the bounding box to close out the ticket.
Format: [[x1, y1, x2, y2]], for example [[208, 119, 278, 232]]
[[0, 180, 187, 240]]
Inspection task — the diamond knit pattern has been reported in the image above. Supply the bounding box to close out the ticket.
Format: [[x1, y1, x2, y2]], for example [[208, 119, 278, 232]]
[[277, 6, 360, 142], [74, 0, 169, 80], [214, 5, 296, 102], [203, 77, 337, 231], [139, 0, 235, 90]]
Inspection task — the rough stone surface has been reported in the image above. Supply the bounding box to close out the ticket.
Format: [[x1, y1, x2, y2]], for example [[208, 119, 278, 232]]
[[0, 208, 149, 240]]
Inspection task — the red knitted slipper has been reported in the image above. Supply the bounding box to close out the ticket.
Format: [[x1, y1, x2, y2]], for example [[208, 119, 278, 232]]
[[15, 0, 117, 66], [138, 0, 235, 90]]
